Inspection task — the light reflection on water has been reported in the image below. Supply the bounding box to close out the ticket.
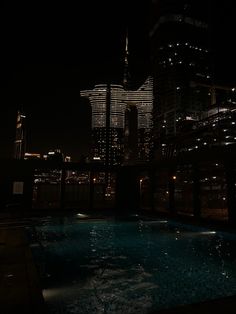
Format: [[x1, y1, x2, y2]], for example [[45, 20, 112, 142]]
[[28, 218, 236, 314]]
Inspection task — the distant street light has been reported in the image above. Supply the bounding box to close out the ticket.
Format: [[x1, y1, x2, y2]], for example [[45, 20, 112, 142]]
[[139, 178, 143, 191], [139, 179, 143, 206]]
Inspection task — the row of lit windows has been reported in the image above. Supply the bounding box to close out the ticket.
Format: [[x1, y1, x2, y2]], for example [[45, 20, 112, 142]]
[[81, 77, 153, 130], [150, 14, 208, 38], [159, 42, 208, 53]]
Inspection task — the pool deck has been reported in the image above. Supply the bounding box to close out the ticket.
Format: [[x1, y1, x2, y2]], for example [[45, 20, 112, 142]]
[[0, 216, 47, 314], [1, 212, 236, 314]]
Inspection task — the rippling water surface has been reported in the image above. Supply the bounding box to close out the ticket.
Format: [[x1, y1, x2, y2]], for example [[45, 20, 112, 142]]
[[28, 217, 236, 314]]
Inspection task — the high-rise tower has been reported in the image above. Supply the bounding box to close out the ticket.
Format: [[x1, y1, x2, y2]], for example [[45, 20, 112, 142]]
[[150, 0, 211, 148], [80, 78, 153, 165], [80, 32, 153, 165], [14, 110, 26, 159], [80, 84, 125, 165]]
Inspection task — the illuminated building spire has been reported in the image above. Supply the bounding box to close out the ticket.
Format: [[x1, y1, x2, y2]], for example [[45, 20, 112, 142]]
[[123, 29, 130, 90]]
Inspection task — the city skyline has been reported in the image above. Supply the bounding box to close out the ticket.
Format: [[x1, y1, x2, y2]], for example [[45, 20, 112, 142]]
[[1, 0, 236, 160]]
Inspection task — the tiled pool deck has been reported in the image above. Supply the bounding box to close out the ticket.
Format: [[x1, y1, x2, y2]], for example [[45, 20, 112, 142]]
[[1, 213, 236, 314]]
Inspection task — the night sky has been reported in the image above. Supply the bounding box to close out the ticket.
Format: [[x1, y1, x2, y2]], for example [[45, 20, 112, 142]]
[[1, 1, 236, 160]]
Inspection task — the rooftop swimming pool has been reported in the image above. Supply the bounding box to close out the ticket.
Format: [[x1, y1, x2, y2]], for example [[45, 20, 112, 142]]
[[27, 216, 236, 314]]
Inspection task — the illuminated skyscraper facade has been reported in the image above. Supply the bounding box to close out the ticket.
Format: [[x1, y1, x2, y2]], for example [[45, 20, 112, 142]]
[[150, 0, 212, 145], [80, 76, 153, 165]]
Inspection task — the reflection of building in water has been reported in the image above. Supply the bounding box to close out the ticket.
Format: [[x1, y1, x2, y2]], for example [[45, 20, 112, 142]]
[[80, 77, 153, 165], [14, 110, 26, 159]]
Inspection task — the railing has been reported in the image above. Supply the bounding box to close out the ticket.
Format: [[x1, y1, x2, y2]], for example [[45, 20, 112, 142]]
[[0, 153, 236, 225]]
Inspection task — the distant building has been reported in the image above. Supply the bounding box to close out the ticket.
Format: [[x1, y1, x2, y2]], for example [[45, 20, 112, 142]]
[[24, 152, 41, 160], [64, 156, 72, 162], [80, 77, 153, 165], [47, 149, 64, 162], [14, 110, 26, 159]]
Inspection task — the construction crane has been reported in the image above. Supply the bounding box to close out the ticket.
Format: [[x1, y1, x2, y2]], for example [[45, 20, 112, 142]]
[[190, 81, 236, 106]]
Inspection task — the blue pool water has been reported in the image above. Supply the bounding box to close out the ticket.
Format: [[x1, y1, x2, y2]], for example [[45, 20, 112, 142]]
[[28, 217, 236, 314]]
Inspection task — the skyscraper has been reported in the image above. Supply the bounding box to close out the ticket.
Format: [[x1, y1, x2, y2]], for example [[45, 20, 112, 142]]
[[150, 0, 212, 147], [80, 30, 153, 166], [80, 84, 124, 166], [80, 77, 153, 165]]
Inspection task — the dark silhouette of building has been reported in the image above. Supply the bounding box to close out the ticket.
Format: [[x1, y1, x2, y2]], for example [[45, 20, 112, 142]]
[[124, 105, 138, 163], [150, 0, 212, 152]]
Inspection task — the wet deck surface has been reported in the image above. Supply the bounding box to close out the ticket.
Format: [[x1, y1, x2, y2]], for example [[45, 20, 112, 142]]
[[1, 213, 236, 314]]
